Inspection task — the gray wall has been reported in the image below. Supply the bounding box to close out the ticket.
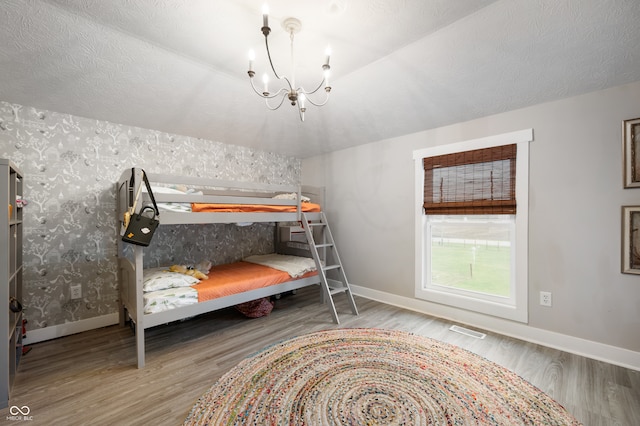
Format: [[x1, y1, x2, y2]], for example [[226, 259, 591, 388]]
[[0, 101, 300, 332], [302, 81, 640, 353]]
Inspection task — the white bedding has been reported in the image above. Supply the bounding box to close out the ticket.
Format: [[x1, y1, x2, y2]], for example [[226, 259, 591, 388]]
[[143, 266, 200, 314], [143, 267, 200, 292], [243, 254, 317, 278], [143, 287, 198, 314]]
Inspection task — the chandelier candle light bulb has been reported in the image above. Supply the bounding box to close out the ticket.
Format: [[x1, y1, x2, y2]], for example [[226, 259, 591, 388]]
[[247, 4, 333, 121], [248, 50, 255, 73], [299, 93, 306, 111], [262, 4, 269, 27]]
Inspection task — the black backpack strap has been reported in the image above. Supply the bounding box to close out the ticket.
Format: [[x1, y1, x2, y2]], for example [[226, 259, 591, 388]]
[[140, 169, 159, 217], [128, 167, 135, 208]]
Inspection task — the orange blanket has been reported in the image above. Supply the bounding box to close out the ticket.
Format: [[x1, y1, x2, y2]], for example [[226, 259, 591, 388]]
[[191, 202, 321, 213], [193, 261, 317, 302]]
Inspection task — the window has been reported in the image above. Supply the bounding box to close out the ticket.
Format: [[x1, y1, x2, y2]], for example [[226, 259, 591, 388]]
[[413, 129, 532, 322]]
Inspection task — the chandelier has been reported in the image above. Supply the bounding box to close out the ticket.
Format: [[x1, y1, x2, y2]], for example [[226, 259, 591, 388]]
[[247, 5, 331, 122]]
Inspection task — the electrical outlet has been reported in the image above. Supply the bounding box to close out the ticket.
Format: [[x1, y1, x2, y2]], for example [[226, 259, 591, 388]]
[[70, 284, 82, 300], [539, 291, 552, 307]]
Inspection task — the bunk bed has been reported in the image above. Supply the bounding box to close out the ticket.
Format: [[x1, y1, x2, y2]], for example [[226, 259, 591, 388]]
[[116, 168, 329, 368]]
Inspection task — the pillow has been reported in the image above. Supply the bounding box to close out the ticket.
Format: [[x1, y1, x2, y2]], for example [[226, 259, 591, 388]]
[[142, 186, 203, 213], [143, 267, 200, 293], [272, 193, 311, 203], [145, 186, 186, 194], [144, 186, 203, 196]]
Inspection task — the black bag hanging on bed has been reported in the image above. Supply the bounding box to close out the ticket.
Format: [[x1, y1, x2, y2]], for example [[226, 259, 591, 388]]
[[122, 169, 160, 246]]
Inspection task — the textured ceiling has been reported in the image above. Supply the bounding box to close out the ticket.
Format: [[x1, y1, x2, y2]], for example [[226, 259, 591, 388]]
[[1, 0, 640, 158]]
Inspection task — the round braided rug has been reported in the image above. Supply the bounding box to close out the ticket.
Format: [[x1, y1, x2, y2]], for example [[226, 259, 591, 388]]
[[184, 328, 581, 425]]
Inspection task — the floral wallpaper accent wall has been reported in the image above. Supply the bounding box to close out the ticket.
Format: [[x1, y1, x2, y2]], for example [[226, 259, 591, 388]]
[[0, 101, 301, 332]]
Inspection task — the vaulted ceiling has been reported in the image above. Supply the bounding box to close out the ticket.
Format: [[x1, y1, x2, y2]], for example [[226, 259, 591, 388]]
[[2, 0, 640, 158]]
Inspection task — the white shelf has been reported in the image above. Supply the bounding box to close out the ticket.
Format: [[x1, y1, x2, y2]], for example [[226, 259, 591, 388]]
[[1, 159, 23, 409]]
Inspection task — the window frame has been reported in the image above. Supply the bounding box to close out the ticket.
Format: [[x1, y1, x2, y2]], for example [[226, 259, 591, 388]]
[[413, 129, 532, 323]]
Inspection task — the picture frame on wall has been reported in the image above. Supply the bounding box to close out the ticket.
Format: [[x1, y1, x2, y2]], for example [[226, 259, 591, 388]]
[[623, 117, 640, 188], [622, 206, 640, 274]]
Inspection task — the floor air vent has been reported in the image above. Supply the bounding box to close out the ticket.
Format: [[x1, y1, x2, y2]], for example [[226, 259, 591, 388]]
[[449, 325, 486, 339]]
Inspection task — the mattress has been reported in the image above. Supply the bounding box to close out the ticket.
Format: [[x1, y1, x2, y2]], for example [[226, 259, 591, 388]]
[[194, 260, 317, 302], [146, 186, 321, 213], [142, 255, 318, 313], [191, 202, 321, 213]]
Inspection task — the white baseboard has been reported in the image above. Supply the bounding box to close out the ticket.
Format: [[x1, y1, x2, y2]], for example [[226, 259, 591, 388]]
[[23, 313, 119, 345], [350, 285, 640, 372]]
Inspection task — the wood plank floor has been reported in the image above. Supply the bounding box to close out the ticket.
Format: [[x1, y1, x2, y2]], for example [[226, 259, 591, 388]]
[[3, 286, 639, 425]]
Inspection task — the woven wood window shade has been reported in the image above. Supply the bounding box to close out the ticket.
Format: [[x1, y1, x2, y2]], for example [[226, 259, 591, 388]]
[[423, 144, 516, 215]]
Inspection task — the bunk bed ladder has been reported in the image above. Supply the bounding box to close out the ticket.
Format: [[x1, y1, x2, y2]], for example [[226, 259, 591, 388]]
[[301, 212, 359, 324]]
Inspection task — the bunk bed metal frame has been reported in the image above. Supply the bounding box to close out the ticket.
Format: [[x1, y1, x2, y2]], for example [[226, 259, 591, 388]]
[[116, 168, 356, 368]]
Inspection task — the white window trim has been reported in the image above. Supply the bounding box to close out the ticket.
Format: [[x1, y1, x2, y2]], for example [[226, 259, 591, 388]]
[[413, 129, 533, 323]]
